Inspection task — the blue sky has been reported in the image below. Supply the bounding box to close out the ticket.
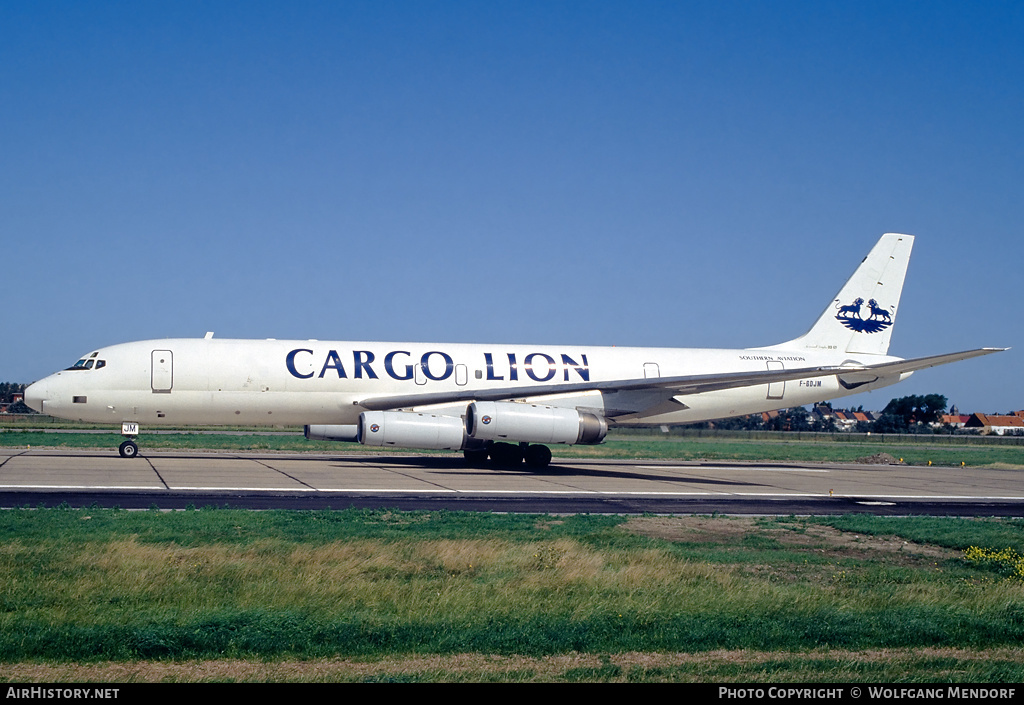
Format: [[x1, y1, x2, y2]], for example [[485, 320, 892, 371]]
[[3, 1, 1020, 413]]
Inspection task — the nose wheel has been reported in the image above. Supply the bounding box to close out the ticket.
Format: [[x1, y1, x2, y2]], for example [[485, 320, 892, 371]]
[[118, 422, 140, 458]]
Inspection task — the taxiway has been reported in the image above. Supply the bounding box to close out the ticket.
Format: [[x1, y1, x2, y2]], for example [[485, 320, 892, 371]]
[[1, 448, 1022, 515]]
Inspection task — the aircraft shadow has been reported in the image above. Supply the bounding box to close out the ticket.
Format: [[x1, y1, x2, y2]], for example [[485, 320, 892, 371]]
[[15, 450, 752, 487], [333, 455, 752, 486]]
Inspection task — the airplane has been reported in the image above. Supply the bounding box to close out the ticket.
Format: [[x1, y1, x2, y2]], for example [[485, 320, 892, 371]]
[[24, 233, 1005, 467]]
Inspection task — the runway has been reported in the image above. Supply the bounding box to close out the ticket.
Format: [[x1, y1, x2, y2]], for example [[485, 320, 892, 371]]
[[1, 448, 1023, 515]]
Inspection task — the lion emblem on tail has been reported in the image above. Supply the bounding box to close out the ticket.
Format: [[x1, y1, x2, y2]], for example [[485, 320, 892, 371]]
[[835, 297, 893, 333]]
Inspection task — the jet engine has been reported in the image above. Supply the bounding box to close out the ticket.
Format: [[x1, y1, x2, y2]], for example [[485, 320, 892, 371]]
[[304, 424, 359, 442], [357, 410, 467, 450], [466, 401, 607, 445]]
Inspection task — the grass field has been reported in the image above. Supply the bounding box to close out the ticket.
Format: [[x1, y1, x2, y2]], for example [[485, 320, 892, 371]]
[[1, 508, 1024, 682]]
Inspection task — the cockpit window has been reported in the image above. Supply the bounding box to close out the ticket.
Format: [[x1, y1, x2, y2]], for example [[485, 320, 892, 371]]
[[66, 353, 104, 371]]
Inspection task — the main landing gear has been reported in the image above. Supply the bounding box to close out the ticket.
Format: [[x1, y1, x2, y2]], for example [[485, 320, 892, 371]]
[[464, 442, 553, 469]]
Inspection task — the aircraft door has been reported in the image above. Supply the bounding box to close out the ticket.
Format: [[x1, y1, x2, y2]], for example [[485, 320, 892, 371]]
[[152, 350, 173, 393], [766, 361, 784, 400], [643, 363, 660, 378]]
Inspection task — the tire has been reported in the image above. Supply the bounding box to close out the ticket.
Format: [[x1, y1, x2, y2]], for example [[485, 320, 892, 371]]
[[489, 442, 524, 467], [524, 444, 552, 469], [463, 448, 490, 466], [119, 440, 139, 458]]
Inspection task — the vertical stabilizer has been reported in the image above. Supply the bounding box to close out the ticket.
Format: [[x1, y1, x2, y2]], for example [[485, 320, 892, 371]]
[[768, 233, 914, 356]]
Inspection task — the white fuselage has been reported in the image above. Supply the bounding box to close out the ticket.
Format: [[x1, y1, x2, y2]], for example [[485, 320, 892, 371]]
[[23, 233, 1004, 466], [25, 337, 903, 428]]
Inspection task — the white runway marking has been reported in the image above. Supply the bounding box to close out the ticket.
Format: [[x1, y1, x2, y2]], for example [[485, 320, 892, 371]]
[[637, 465, 831, 472]]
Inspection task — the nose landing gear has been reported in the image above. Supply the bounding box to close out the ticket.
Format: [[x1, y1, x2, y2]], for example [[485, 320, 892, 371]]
[[119, 422, 140, 458]]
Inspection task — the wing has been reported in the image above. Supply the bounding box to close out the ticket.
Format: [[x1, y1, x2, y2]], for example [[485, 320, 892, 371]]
[[355, 348, 1006, 411]]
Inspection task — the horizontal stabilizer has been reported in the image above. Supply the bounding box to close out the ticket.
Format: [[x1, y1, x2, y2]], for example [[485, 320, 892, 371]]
[[837, 347, 1007, 378]]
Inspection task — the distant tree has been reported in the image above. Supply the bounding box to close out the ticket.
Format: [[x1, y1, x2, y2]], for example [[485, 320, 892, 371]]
[[875, 394, 948, 432], [854, 418, 875, 433], [0, 383, 34, 413], [705, 413, 765, 431], [763, 407, 812, 432], [813, 414, 837, 433], [788, 406, 813, 431], [871, 412, 906, 434], [0, 383, 26, 404], [740, 414, 768, 431]]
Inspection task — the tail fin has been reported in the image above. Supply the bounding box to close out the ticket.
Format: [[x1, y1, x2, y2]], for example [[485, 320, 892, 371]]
[[769, 233, 914, 356]]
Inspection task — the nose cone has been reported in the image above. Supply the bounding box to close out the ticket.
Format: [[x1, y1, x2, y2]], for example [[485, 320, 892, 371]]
[[24, 380, 47, 413]]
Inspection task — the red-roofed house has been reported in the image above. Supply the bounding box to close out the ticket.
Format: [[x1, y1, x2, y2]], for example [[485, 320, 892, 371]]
[[965, 413, 1024, 435]]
